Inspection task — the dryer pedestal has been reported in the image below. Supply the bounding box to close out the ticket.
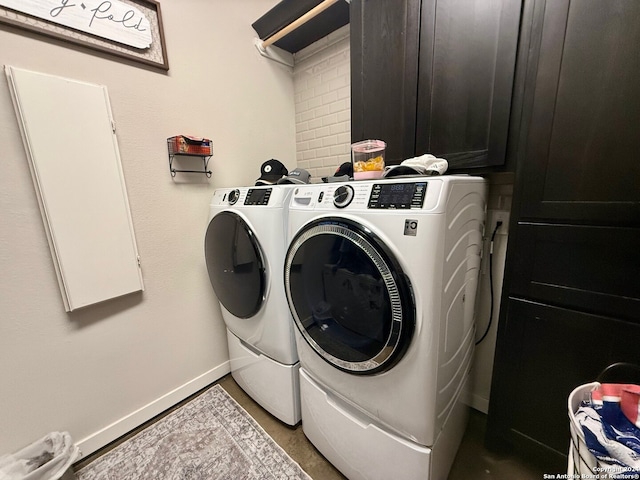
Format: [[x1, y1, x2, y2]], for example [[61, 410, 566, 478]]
[[227, 329, 301, 425], [300, 368, 469, 480]]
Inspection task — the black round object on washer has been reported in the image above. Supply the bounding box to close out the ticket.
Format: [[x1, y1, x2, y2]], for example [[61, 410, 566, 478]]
[[333, 185, 354, 208], [205, 211, 265, 319], [227, 189, 240, 205], [284, 217, 415, 374]]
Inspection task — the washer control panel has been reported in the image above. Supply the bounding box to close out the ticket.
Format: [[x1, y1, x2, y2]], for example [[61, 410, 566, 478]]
[[289, 179, 441, 211], [368, 182, 427, 209]]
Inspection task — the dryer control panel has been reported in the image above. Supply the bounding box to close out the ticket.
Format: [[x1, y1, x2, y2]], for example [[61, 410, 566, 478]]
[[368, 182, 427, 209], [244, 188, 272, 205]]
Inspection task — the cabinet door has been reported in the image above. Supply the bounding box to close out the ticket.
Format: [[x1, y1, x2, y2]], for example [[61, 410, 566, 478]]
[[6, 66, 144, 312], [416, 0, 522, 169], [518, 0, 640, 224], [350, 0, 421, 165], [489, 298, 640, 467], [509, 223, 640, 321]]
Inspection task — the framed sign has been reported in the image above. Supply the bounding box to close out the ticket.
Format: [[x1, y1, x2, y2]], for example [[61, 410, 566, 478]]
[[0, 0, 169, 70]]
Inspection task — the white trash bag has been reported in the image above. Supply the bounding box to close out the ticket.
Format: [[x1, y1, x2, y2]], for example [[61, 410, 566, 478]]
[[0, 432, 81, 480]]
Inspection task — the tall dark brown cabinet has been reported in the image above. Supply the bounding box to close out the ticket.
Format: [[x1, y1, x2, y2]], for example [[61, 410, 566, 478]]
[[350, 0, 522, 169], [487, 0, 640, 468]]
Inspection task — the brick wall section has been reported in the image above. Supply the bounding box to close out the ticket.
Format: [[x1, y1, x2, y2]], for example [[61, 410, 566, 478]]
[[293, 25, 350, 181]]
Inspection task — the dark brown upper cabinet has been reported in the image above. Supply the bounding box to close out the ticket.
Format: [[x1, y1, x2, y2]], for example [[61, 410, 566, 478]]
[[517, 0, 640, 226], [350, 0, 421, 165], [351, 0, 522, 169]]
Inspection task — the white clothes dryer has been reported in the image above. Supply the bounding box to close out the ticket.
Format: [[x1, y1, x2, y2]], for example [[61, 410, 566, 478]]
[[283, 176, 487, 479], [205, 185, 300, 425]]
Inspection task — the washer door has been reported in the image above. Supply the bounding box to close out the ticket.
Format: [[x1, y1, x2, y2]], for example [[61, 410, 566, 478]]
[[205, 211, 265, 319], [284, 217, 415, 374]]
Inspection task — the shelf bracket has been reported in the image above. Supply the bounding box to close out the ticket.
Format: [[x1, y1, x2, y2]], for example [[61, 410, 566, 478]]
[[168, 154, 212, 178], [253, 38, 294, 68]]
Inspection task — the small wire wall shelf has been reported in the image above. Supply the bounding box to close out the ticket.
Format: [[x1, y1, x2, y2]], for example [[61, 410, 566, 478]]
[[167, 137, 213, 177]]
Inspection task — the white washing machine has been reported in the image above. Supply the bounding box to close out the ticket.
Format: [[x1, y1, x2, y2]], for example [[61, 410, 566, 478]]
[[283, 176, 487, 479], [205, 185, 300, 425]]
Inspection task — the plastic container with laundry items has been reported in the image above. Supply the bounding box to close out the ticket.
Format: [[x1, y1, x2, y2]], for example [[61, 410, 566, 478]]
[[568, 363, 640, 478], [0, 432, 80, 480]]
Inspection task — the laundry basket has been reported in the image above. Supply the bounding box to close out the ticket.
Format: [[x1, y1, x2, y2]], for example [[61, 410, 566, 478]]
[[567, 381, 601, 476]]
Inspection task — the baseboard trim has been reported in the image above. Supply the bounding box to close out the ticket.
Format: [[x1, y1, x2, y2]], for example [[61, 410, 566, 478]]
[[468, 393, 489, 414], [76, 361, 231, 459]]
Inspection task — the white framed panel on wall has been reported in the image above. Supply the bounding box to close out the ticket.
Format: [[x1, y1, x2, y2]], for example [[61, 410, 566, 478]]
[[5, 65, 144, 312]]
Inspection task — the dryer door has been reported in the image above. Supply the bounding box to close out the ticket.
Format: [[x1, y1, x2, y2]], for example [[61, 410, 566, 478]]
[[205, 211, 265, 319], [284, 217, 415, 374]]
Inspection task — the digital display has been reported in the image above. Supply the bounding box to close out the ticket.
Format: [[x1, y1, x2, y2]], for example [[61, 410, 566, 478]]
[[379, 184, 414, 205], [245, 188, 271, 205], [368, 182, 426, 209]]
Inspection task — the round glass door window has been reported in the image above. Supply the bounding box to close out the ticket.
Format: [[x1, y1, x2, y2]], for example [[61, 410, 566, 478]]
[[284, 218, 415, 374], [205, 212, 265, 319]]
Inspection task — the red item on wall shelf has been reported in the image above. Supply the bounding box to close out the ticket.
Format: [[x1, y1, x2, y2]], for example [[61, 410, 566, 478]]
[[167, 135, 213, 156]]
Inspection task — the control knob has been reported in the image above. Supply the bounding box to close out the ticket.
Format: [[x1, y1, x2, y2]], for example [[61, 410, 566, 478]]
[[333, 185, 354, 208], [228, 189, 240, 205]]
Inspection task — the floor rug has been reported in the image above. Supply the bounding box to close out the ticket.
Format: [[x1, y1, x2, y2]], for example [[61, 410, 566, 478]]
[[76, 385, 312, 480]]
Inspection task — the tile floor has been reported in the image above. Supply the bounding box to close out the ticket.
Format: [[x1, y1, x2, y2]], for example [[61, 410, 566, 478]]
[[218, 374, 550, 480]]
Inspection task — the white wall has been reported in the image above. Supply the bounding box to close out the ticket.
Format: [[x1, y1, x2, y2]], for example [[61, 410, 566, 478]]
[[294, 25, 351, 181], [469, 174, 514, 413], [0, 0, 295, 458]]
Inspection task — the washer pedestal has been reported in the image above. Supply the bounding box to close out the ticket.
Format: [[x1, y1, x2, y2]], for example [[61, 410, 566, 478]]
[[227, 329, 300, 425], [300, 368, 469, 480]]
